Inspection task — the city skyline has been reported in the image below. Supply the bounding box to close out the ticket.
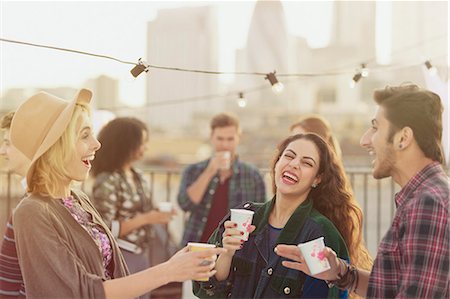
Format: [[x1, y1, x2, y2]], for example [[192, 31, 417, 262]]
[[1, 0, 335, 106], [1, 1, 448, 166], [1, 2, 446, 108]]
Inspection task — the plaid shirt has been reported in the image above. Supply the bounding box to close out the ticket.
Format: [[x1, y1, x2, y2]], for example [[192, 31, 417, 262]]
[[367, 162, 449, 298], [177, 157, 266, 246]]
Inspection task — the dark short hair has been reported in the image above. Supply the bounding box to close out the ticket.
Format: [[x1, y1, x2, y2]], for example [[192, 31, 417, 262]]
[[91, 117, 148, 176], [373, 84, 444, 164], [210, 113, 240, 132], [0, 111, 15, 130]]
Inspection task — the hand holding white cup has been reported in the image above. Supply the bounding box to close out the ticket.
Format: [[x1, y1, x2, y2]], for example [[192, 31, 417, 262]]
[[230, 209, 254, 241], [157, 201, 173, 212], [216, 151, 231, 170], [297, 237, 331, 275]]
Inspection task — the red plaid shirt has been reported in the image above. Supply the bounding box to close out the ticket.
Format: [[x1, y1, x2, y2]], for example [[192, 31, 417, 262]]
[[367, 162, 449, 298]]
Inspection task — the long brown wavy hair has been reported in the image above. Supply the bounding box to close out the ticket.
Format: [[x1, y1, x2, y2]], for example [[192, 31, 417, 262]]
[[271, 133, 373, 271]]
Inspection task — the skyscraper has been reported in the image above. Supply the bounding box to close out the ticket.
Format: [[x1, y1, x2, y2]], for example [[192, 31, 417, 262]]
[[235, 0, 295, 112], [86, 75, 120, 110], [146, 6, 220, 129]]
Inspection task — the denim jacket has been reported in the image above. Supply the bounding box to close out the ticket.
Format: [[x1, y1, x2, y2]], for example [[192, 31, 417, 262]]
[[194, 197, 349, 299]]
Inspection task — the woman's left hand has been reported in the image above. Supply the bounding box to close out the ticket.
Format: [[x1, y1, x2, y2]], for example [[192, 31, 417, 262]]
[[142, 210, 176, 225], [275, 244, 341, 281]]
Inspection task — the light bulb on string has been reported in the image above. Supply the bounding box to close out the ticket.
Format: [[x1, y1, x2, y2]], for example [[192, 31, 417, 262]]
[[265, 71, 284, 93], [130, 58, 150, 78], [349, 73, 362, 89], [424, 60, 437, 76], [237, 92, 247, 108], [361, 63, 369, 77]]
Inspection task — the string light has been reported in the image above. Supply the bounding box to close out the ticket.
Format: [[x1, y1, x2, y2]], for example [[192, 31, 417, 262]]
[[265, 71, 284, 93], [424, 60, 437, 76], [361, 63, 369, 77], [0, 38, 446, 80], [237, 92, 247, 108], [0, 37, 446, 106], [349, 73, 362, 88], [130, 58, 150, 78]]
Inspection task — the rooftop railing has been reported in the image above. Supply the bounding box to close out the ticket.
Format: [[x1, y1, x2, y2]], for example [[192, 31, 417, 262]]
[[1, 167, 400, 256]]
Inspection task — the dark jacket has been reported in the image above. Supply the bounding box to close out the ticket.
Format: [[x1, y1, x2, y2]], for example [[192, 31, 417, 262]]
[[194, 197, 349, 299]]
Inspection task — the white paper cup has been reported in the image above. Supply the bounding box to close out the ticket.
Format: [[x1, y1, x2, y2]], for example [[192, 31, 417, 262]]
[[217, 151, 231, 170], [187, 242, 217, 281], [297, 237, 331, 275], [157, 201, 173, 212], [230, 209, 254, 241]]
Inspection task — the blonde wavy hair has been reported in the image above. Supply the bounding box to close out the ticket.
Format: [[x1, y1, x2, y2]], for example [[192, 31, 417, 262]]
[[27, 103, 90, 198]]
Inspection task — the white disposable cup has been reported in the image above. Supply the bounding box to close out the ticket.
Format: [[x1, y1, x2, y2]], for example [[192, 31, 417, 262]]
[[157, 201, 173, 212], [217, 151, 231, 170], [230, 209, 254, 241], [187, 242, 217, 281], [297, 237, 331, 275]]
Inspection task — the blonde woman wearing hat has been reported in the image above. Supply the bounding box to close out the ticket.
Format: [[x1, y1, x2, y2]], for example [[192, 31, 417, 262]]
[[9, 89, 225, 299]]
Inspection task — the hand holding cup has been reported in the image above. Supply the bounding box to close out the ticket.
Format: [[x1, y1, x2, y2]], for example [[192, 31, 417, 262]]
[[142, 209, 174, 225], [165, 245, 226, 283], [187, 242, 218, 281], [222, 220, 256, 256], [275, 241, 342, 281], [215, 151, 231, 170], [157, 201, 174, 213], [297, 237, 331, 275], [230, 209, 254, 241]]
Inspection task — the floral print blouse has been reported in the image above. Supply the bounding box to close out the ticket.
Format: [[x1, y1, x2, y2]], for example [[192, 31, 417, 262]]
[[61, 196, 113, 279]]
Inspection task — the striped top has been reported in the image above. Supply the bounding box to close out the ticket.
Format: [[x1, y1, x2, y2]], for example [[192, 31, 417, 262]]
[[0, 216, 25, 297]]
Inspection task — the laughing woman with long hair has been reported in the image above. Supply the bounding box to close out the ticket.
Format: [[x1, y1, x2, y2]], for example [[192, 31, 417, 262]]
[[194, 133, 371, 298]]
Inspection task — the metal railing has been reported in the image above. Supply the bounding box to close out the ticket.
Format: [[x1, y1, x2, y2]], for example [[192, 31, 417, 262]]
[[0, 167, 399, 256]]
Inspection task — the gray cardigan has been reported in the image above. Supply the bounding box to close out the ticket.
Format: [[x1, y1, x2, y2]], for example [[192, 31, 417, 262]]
[[13, 189, 129, 299]]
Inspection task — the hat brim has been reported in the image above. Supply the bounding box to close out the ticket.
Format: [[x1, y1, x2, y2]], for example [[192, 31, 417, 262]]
[[25, 89, 92, 185]]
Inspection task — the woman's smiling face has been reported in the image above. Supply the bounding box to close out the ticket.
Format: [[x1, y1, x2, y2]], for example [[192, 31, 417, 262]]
[[274, 138, 321, 198]]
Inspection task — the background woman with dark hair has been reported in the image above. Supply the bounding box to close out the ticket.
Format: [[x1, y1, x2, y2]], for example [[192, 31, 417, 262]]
[[91, 117, 175, 299], [290, 114, 343, 159]]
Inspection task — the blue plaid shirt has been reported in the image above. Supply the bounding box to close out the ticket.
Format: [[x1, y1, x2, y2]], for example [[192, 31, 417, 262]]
[[177, 157, 266, 246]]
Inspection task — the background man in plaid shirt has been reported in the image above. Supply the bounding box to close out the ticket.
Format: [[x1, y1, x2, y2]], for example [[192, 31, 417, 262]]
[[177, 112, 266, 246], [276, 84, 449, 298]]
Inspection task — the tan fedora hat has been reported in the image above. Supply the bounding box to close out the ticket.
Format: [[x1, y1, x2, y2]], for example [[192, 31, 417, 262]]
[[10, 89, 92, 182]]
